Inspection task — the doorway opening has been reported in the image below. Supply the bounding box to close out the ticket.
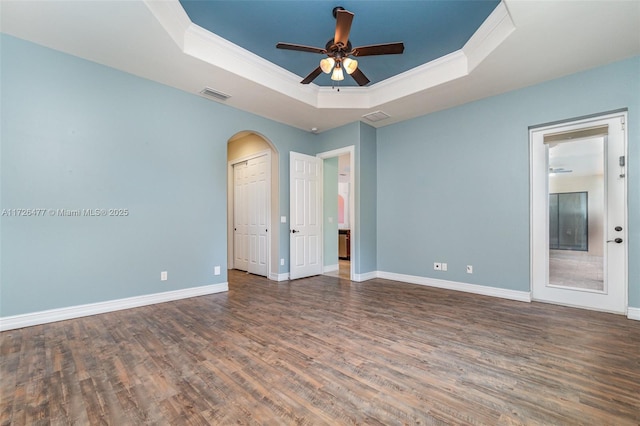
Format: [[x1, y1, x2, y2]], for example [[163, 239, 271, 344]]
[[530, 112, 627, 313], [227, 132, 279, 279], [318, 146, 355, 281]]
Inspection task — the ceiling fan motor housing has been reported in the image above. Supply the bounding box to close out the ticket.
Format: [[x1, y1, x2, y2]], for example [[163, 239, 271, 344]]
[[326, 39, 352, 58]]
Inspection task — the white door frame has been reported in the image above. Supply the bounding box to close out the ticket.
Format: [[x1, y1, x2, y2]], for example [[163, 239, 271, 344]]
[[530, 111, 628, 314], [317, 146, 356, 282], [227, 149, 271, 277]]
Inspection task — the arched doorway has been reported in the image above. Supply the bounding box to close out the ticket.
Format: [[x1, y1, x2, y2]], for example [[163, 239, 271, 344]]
[[227, 132, 279, 279]]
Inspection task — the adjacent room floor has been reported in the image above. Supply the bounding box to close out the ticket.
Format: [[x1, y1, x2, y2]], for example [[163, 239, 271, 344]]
[[1, 270, 638, 424], [323, 259, 350, 280], [549, 249, 604, 291]]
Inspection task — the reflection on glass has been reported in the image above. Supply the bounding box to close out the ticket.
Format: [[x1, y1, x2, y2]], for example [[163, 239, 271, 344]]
[[549, 192, 588, 251], [548, 137, 604, 292]]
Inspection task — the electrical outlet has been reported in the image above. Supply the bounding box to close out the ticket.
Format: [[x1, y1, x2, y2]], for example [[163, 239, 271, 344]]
[[214, 266, 221, 275], [442, 263, 448, 271], [280, 258, 285, 266], [434, 262, 442, 271], [466, 265, 473, 274], [161, 271, 168, 281]]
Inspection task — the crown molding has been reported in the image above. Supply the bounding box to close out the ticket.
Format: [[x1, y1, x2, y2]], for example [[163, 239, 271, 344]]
[[144, 0, 515, 111], [463, 1, 516, 72]]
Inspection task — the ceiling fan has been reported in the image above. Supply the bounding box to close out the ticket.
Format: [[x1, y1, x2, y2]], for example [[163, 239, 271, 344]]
[[276, 6, 404, 86]]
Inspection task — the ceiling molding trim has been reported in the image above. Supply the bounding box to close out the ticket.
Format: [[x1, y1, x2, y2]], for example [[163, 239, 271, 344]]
[[147, 0, 516, 112], [145, 0, 321, 106], [463, 1, 515, 72], [316, 87, 372, 109], [143, 0, 192, 50], [368, 50, 469, 107], [183, 23, 320, 105]]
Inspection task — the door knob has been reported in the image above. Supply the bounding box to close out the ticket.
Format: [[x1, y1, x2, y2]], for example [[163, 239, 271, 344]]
[[615, 226, 623, 232], [607, 238, 623, 243], [291, 229, 299, 233]]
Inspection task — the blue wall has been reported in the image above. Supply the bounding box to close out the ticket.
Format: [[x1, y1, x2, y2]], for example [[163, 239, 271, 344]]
[[315, 122, 378, 277], [2, 34, 638, 318], [0, 35, 313, 316], [323, 157, 339, 267], [377, 56, 639, 307], [358, 122, 377, 274]]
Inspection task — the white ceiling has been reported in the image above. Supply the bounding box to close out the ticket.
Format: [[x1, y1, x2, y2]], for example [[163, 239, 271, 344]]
[[1, 0, 639, 133]]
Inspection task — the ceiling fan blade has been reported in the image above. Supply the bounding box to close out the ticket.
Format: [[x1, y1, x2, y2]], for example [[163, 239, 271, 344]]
[[301, 66, 323, 84], [352, 42, 405, 57], [276, 42, 326, 54], [350, 68, 370, 86], [334, 9, 354, 48]]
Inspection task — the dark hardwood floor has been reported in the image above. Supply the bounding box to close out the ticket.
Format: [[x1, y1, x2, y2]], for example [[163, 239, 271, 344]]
[[2, 270, 639, 425]]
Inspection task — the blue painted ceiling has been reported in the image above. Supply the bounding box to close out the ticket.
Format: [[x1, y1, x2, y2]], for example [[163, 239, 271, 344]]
[[179, 1, 500, 87]]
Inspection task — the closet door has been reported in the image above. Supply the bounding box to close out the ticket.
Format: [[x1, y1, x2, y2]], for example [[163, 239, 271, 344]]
[[233, 161, 249, 272], [247, 155, 269, 276], [233, 154, 269, 276]]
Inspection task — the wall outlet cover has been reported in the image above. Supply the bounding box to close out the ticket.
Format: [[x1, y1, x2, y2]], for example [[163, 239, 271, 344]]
[[434, 262, 442, 270], [466, 265, 473, 274]]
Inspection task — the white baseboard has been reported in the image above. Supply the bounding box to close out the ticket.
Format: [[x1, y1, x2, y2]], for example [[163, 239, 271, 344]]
[[628, 307, 640, 321], [353, 271, 378, 282], [270, 272, 290, 281], [377, 271, 532, 303], [324, 264, 339, 273], [0, 283, 228, 332]]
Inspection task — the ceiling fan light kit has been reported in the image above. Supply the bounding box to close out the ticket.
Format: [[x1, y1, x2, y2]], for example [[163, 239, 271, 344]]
[[331, 63, 345, 81], [320, 57, 335, 73], [276, 6, 404, 87], [342, 57, 358, 75]]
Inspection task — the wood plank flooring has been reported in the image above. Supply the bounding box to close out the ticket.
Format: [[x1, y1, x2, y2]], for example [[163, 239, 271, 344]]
[[2, 270, 639, 425]]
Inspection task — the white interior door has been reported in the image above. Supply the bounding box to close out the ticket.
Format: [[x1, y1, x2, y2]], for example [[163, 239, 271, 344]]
[[233, 154, 270, 276], [233, 161, 249, 272], [531, 112, 627, 313], [247, 155, 269, 276], [290, 152, 322, 280]]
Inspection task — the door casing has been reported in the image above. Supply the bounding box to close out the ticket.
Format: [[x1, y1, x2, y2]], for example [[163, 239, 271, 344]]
[[317, 146, 356, 281], [530, 111, 628, 314]]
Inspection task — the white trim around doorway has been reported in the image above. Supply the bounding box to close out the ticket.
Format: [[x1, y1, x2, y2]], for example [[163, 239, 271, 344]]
[[529, 111, 628, 315], [317, 146, 356, 282]]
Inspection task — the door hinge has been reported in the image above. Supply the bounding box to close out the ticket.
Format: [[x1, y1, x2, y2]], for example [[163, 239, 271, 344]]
[[621, 116, 625, 130]]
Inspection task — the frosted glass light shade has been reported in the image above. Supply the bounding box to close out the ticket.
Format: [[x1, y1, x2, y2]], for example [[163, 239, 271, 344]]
[[331, 65, 344, 81], [320, 57, 335, 74], [343, 58, 358, 74]]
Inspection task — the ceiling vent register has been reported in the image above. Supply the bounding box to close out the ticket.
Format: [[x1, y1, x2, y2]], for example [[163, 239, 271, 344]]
[[200, 87, 231, 101], [362, 110, 390, 122]]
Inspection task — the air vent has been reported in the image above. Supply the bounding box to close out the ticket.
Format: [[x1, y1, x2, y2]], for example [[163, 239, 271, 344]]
[[362, 110, 390, 122], [200, 87, 231, 101]]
